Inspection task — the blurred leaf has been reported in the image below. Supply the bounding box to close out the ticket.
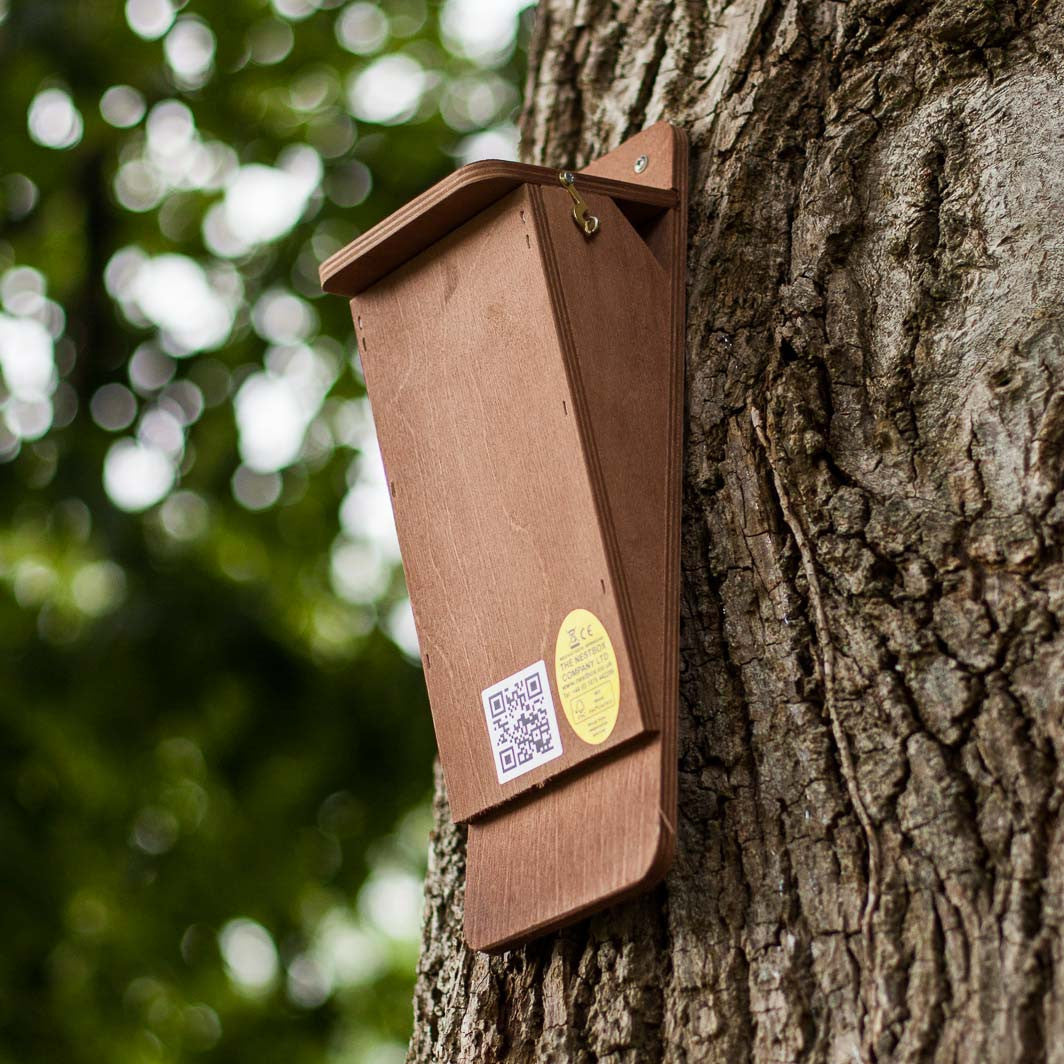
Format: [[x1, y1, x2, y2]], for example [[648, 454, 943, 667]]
[[0, 0, 534, 1060]]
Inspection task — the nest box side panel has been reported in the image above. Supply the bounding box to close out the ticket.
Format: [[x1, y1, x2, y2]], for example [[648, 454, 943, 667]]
[[463, 124, 687, 952], [531, 186, 671, 729], [581, 118, 687, 869], [351, 186, 655, 824]]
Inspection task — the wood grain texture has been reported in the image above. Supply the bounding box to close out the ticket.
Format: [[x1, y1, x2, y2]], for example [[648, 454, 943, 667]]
[[325, 124, 688, 949], [352, 185, 657, 825], [463, 125, 687, 952]]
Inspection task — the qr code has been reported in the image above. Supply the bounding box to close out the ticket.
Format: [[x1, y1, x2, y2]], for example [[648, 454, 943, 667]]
[[481, 660, 563, 784]]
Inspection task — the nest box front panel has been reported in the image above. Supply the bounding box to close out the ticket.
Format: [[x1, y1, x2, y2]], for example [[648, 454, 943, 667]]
[[352, 185, 657, 824]]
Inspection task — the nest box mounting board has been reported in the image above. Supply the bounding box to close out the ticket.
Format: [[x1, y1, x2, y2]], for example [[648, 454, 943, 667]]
[[320, 123, 688, 952]]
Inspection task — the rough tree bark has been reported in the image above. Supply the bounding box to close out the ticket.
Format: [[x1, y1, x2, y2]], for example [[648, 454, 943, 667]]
[[408, 2, 1064, 1061]]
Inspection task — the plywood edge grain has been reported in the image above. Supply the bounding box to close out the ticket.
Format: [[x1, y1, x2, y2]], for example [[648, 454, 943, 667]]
[[319, 160, 677, 297]]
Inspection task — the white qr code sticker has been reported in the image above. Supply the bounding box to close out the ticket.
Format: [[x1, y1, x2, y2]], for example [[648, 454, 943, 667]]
[[481, 660, 563, 784]]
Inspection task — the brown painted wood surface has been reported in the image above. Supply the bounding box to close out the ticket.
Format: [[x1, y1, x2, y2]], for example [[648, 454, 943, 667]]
[[352, 185, 656, 825], [323, 123, 686, 950], [531, 184, 670, 730], [464, 123, 687, 951]]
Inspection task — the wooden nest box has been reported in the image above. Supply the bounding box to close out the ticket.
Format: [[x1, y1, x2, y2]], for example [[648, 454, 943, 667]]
[[320, 123, 688, 951]]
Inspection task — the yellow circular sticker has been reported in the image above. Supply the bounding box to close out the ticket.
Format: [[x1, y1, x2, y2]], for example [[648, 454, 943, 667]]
[[554, 608, 620, 744]]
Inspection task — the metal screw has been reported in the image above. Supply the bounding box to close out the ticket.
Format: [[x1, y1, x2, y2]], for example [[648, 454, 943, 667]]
[[634, 154, 648, 174]]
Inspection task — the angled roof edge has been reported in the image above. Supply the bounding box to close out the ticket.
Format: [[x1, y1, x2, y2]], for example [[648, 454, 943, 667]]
[[319, 159, 677, 297]]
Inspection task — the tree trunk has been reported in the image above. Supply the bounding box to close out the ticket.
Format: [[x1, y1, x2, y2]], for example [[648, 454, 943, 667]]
[[408, 2, 1064, 1060]]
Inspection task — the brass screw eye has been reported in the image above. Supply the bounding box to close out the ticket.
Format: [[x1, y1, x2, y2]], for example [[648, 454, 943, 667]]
[[558, 170, 599, 236]]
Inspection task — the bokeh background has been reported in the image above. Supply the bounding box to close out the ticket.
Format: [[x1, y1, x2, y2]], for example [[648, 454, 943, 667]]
[[0, 1, 533, 1060]]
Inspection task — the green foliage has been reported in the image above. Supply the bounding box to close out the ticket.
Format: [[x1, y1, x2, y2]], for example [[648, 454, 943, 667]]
[[0, 0, 532, 1059]]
